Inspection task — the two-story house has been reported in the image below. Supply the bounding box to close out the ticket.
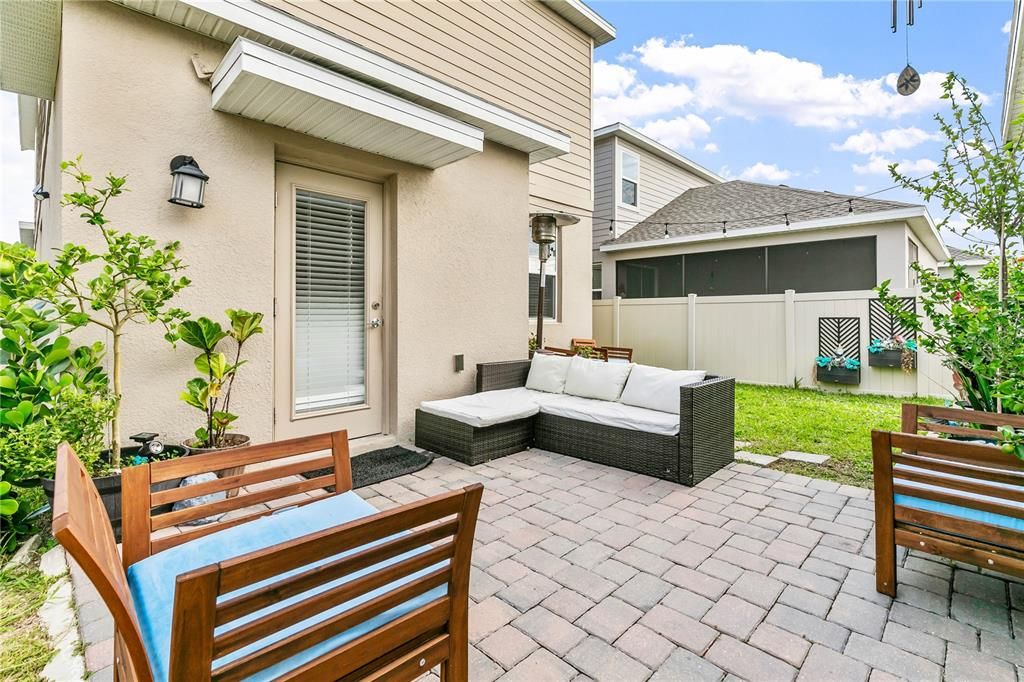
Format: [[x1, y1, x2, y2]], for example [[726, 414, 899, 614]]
[[1, 0, 614, 446], [590, 122, 722, 298]]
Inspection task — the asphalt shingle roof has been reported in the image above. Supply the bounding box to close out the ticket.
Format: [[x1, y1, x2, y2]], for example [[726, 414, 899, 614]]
[[609, 180, 919, 245]]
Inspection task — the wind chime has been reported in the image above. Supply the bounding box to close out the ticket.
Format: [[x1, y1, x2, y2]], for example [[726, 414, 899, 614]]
[[893, 0, 923, 96]]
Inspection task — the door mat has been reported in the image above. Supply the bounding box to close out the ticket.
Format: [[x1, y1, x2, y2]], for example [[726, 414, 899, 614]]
[[301, 445, 434, 492]]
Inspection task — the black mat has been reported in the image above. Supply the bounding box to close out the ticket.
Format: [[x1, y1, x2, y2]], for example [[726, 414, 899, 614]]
[[301, 445, 434, 492]]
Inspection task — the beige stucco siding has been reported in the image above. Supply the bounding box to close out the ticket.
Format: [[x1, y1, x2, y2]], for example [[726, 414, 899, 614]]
[[50, 0, 533, 443], [263, 0, 594, 212]]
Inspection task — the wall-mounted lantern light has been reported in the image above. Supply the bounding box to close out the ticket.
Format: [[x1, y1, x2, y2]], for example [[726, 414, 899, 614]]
[[168, 155, 209, 208]]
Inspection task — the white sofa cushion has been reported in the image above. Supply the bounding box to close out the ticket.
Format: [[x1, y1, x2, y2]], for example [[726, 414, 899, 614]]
[[540, 394, 679, 436], [563, 355, 633, 401], [419, 387, 547, 428], [619, 365, 707, 414], [525, 353, 573, 394]]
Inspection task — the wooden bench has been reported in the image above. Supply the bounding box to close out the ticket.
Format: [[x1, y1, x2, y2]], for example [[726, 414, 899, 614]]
[[52, 431, 482, 681], [872, 408, 1024, 596]]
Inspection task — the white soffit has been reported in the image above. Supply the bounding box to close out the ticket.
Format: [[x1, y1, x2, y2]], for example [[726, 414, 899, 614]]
[[0, 0, 61, 100], [541, 0, 615, 47], [108, 0, 572, 163], [212, 38, 484, 168]]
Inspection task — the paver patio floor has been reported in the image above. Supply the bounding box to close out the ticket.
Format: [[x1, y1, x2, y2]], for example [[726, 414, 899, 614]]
[[71, 449, 1023, 681]]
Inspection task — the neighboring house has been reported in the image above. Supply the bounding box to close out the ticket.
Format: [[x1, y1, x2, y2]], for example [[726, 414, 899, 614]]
[[939, 246, 989, 278], [18, 221, 35, 249], [1, 0, 614, 445], [598, 180, 948, 299], [591, 123, 721, 298]]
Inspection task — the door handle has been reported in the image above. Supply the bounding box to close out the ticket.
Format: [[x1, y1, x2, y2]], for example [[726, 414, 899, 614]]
[[369, 318, 383, 328]]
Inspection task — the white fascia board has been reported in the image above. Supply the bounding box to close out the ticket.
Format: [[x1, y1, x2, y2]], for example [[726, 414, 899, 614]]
[[1002, 1, 1024, 141], [211, 38, 484, 168], [601, 207, 942, 254], [594, 122, 723, 184], [111, 0, 570, 162], [540, 0, 615, 46]]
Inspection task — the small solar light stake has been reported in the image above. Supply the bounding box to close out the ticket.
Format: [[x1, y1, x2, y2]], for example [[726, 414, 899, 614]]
[[168, 155, 209, 208]]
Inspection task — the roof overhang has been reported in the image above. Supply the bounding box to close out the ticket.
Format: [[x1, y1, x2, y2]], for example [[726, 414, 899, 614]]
[[0, 0, 61, 100], [602, 206, 950, 262], [594, 122, 723, 184], [109, 0, 571, 163], [213, 39, 484, 168], [1003, 2, 1024, 141], [540, 0, 615, 47]]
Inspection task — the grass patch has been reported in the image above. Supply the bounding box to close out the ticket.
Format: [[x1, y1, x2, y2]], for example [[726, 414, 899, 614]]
[[735, 383, 944, 487], [0, 563, 57, 681]]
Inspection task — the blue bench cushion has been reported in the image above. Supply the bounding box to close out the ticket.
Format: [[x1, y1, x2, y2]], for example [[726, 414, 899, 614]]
[[126, 491, 446, 682], [894, 463, 1024, 534]]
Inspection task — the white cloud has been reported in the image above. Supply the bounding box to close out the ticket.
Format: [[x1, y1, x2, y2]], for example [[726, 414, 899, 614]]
[[1, 93, 35, 243], [852, 155, 938, 176], [637, 115, 711, 150], [594, 82, 694, 127], [634, 36, 951, 129], [703, 142, 719, 153], [854, 185, 868, 193], [832, 127, 939, 155], [593, 60, 636, 98], [739, 162, 794, 182], [1004, 20, 1012, 34]]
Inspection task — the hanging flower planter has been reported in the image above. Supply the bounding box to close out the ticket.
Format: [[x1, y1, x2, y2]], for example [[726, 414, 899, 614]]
[[815, 352, 861, 385], [868, 336, 917, 370]]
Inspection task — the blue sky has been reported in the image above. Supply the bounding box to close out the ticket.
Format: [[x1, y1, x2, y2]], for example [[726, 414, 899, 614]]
[[0, 1, 1015, 246], [590, 0, 1014, 247]]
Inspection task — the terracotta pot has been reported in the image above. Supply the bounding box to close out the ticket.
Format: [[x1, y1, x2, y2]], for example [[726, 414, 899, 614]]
[[182, 433, 252, 498]]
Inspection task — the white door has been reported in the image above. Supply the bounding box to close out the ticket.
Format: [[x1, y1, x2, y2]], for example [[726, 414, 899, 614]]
[[274, 163, 385, 440]]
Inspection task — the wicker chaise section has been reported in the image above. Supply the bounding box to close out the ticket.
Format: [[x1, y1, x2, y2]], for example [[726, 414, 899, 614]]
[[416, 360, 735, 485]]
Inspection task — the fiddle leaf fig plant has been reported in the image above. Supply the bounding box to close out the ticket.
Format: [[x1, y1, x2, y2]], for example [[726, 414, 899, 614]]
[[174, 310, 263, 449]]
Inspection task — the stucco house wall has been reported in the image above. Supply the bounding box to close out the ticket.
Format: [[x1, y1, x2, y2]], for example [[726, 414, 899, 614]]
[[36, 0, 596, 444]]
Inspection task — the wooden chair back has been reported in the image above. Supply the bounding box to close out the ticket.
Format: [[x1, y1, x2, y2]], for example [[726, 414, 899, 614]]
[[872, 430, 1024, 592], [570, 338, 597, 348], [902, 403, 1024, 443], [51, 443, 154, 681], [541, 346, 575, 357], [121, 431, 353, 563], [601, 346, 634, 362]]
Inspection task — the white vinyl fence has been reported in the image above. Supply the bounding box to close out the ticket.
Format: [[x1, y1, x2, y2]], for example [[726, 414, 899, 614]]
[[593, 289, 956, 399]]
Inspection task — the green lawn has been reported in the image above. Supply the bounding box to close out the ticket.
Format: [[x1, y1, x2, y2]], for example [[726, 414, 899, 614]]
[[0, 563, 57, 681], [735, 384, 944, 488]]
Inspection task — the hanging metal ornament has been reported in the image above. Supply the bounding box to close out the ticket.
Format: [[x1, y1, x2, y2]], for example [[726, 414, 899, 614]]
[[893, 0, 923, 96]]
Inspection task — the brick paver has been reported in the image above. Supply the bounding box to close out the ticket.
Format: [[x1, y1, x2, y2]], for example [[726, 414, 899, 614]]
[[69, 449, 1023, 680]]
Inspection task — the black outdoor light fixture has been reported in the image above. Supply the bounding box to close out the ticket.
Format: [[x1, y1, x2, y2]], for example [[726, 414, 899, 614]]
[[530, 212, 579, 348], [168, 155, 209, 208]]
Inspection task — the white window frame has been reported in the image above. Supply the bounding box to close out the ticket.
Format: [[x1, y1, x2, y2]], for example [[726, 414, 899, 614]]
[[528, 230, 559, 321], [619, 150, 639, 208], [592, 263, 603, 300]]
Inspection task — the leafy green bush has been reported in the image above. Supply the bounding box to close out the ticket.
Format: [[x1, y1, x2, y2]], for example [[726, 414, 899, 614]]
[[0, 389, 116, 483]]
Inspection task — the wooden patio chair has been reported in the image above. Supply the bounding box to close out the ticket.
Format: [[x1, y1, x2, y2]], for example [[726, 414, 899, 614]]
[[541, 346, 576, 357], [52, 431, 482, 682], [599, 346, 633, 362], [570, 338, 597, 348], [871, 428, 1024, 597]]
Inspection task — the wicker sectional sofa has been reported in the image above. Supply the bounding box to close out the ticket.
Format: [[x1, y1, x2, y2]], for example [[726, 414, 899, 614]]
[[415, 359, 735, 486]]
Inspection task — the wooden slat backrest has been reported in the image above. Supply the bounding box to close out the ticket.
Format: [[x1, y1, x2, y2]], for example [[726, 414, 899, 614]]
[[51, 444, 154, 682], [164, 483, 482, 681], [902, 403, 1024, 442], [873, 431, 1024, 548], [601, 346, 634, 362], [121, 431, 352, 565], [541, 346, 575, 357], [570, 338, 597, 348]]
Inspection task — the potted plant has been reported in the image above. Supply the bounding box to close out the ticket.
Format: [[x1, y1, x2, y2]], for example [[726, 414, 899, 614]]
[[173, 310, 264, 492], [815, 348, 861, 385], [868, 335, 917, 371]]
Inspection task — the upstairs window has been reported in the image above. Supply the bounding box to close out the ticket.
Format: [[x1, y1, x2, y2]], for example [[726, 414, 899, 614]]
[[592, 263, 602, 300], [620, 151, 639, 207]]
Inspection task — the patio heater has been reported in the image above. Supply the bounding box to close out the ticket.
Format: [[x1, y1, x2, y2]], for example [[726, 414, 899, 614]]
[[530, 212, 579, 348]]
